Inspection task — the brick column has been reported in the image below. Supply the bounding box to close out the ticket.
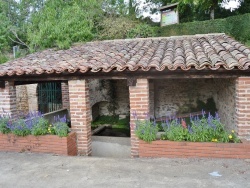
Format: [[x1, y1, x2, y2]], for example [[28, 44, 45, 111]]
[[236, 77, 250, 138], [129, 79, 150, 158], [0, 81, 17, 118], [68, 79, 91, 155], [61, 81, 70, 110]]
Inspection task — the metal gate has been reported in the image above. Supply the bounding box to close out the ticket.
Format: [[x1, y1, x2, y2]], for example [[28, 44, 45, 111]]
[[37, 82, 62, 114]]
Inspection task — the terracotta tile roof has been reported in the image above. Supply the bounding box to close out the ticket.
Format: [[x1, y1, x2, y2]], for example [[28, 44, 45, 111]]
[[1, 33, 250, 76]]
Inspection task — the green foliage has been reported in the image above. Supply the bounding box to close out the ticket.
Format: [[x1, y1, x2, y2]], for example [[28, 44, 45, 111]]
[[0, 53, 8, 64], [12, 119, 31, 136], [160, 114, 241, 143], [0, 117, 11, 134], [127, 24, 157, 38], [27, 0, 103, 50], [0, 112, 70, 137], [225, 13, 250, 43], [135, 119, 158, 143], [92, 115, 130, 128], [31, 118, 49, 136], [97, 16, 138, 40], [53, 122, 69, 137], [0, 13, 11, 52], [159, 13, 250, 45]]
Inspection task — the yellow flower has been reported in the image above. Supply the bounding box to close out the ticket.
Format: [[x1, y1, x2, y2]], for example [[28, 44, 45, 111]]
[[49, 125, 52, 127], [231, 130, 235, 133], [214, 139, 217, 142], [212, 138, 217, 142], [229, 135, 233, 139]]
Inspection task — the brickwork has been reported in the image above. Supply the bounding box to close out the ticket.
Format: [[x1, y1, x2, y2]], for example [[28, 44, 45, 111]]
[[149, 81, 155, 117], [69, 79, 92, 155], [236, 77, 250, 139], [0, 132, 77, 156], [129, 79, 150, 158], [0, 81, 17, 118], [139, 140, 250, 159], [61, 82, 70, 110]]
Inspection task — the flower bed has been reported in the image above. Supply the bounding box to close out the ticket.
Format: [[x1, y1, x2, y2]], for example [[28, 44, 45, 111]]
[[139, 139, 250, 159], [0, 112, 77, 156], [0, 132, 77, 156], [134, 111, 250, 159]]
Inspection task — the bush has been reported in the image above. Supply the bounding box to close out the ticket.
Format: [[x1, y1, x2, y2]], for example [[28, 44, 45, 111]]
[[133, 113, 158, 143], [135, 119, 158, 143], [11, 119, 31, 136], [53, 122, 69, 137], [0, 112, 70, 137], [159, 13, 250, 45], [126, 24, 157, 38], [53, 115, 69, 137], [160, 111, 240, 143], [31, 117, 49, 136], [0, 116, 11, 134]]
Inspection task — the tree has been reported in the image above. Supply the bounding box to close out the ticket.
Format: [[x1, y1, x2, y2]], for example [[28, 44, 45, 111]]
[[27, 0, 104, 50], [190, 0, 231, 20], [237, 0, 250, 14]]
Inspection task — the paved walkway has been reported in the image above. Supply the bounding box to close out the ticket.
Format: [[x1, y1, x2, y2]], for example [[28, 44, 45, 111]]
[[0, 152, 249, 188]]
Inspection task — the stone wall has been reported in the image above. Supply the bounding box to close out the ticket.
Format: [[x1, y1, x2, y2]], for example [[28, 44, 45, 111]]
[[153, 79, 216, 118], [16, 84, 38, 113], [16, 85, 29, 115], [90, 79, 129, 117], [151, 78, 236, 131], [214, 78, 236, 131], [89, 79, 110, 107]]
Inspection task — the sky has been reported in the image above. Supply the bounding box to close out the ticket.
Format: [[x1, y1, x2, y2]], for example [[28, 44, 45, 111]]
[[138, 0, 241, 22]]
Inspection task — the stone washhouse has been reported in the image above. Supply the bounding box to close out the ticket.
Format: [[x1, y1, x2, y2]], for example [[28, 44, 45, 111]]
[[1, 33, 250, 157]]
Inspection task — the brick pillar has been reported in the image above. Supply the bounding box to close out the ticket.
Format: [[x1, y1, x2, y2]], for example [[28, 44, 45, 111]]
[[61, 81, 70, 110], [149, 81, 155, 117], [0, 81, 17, 118], [236, 77, 250, 138], [129, 79, 150, 158], [68, 79, 91, 155]]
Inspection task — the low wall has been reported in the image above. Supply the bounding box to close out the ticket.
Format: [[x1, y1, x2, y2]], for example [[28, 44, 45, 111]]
[[139, 140, 250, 159], [0, 132, 77, 156], [43, 108, 69, 124]]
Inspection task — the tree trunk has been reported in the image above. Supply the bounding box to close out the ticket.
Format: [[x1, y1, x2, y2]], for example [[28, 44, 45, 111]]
[[128, 0, 136, 17], [210, 8, 215, 20]]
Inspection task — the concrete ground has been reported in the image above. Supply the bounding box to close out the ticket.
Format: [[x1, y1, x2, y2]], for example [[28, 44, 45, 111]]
[[91, 136, 131, 158], [0, 152, 250, 188]]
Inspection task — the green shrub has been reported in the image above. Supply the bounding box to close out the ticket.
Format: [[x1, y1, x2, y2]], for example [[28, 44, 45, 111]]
[[53, 122, 69, 137], [12, 119, 31, 136], [31, 117, 49, 136], [160, 112, 240, 143], [0, 53, 8, 64], [135, 119, 158, 143], [127, 24, 157, 38], [0, 117, 10, 134], [161, 120, 189, 141], [159, 13, 250, 45]]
